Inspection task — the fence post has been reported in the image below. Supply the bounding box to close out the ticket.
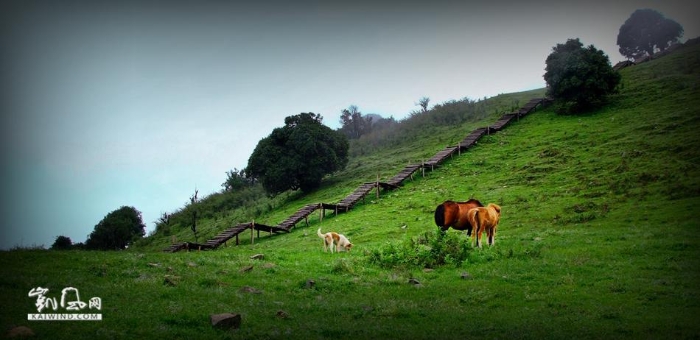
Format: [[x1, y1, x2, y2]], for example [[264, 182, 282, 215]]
[[376, 173, 380, 199]]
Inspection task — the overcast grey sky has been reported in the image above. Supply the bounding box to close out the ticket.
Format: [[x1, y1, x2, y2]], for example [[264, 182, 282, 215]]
[[1, 0, 698, 249]]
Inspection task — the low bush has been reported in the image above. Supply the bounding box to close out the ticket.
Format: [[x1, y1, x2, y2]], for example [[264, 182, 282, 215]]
[[367, 229, 472, 269]]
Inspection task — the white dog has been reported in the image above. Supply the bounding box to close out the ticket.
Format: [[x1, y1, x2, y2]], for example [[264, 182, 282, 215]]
[[317, 228, 353, 253]]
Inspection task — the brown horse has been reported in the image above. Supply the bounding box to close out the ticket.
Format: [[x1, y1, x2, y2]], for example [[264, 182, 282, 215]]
[[467, 203, 501, 248], [434, 199, 483, 235]]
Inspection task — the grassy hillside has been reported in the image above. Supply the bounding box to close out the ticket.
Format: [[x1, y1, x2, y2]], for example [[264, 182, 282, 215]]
[[2, 43, 700, 339], [137, 88, 545, 251]]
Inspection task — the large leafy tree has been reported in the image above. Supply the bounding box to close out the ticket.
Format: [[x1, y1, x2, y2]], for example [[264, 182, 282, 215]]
[[544, 38, 621, 114], [247, 112, 349, 195], [86, 206, 146, 250], [617, 8, 683, 61]]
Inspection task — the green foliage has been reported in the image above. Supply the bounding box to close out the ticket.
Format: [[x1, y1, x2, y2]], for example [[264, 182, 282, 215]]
[[247, 112, 349, 195], [144, 184, 268, 246], [339, 105, 373, 139], [348, 96, 493, 157], [368, 230, 472, 268], [544, 38, 621, 114], [221, 167, 252, 191], [50, 235, 72, 250], [617, 8, 684, 61], [85, 206, 146, 250]]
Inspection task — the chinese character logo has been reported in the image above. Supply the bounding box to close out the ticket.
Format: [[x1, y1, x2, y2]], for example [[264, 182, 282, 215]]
[[28, 287, 101, 313]]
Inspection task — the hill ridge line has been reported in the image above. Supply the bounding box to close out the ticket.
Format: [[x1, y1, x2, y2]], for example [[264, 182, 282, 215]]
[[164, 97, 552, 252]]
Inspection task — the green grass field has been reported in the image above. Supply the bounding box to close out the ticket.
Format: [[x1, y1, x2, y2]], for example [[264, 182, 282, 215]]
[[2, 43, 700, 339]]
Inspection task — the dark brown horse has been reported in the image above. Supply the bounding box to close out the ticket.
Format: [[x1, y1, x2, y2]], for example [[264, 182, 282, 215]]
[[434, 199, 483, 235]]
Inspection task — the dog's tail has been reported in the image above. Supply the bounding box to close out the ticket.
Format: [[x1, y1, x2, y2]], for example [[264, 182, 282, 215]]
[[317, 228, 325, 239]]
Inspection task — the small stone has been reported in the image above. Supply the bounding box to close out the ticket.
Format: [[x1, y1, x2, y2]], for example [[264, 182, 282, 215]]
[[423, 268, 434, 273], [210, 313, 242, 330], [276, 310, 290, 319], [164, 275, 180, 286], [262, 263, 276, 269], [408, 278, 421, 286], [187, 262, 197, 267], [250, 254, 264, 260], [7, 326, 34, 338], [461, 272, 473, 280], [305, 279, 315, 289], [239, 286, 262, 294], [240, 265, 254, 273], [147, 262, 161, 267]]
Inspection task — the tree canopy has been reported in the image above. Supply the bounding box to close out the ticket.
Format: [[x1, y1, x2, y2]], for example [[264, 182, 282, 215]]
[[246, 112, 349, 195], [51, 235, 73, 250], [544, 38, 621, 114], [617, 8, 683, 61], [221, 168, 252, 192], [86, 206, 146, 250], [339, 105, 373, 139]]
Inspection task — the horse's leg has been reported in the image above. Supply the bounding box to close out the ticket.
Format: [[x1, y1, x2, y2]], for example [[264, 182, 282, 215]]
[[479, 227, 484, 248], [487, 226, 494, 246], [474, 224, 481, 248]]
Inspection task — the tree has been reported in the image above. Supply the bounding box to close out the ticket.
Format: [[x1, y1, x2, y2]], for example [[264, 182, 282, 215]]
[[617, 8, 683, 61], [189, 188, 199, 243], [222, 168, 251, 191], [339, 105, 373, 139], [51, 235, 73, 250], [86, 206, 146, 250], [247, 112, 349, 195], [544, 38, 621, 114], [416, 97, 430, 113]]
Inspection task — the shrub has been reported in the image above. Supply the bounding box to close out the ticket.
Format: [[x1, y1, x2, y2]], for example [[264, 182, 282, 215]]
[[367, 230, 472, 269], [51, 235, 73, 250]]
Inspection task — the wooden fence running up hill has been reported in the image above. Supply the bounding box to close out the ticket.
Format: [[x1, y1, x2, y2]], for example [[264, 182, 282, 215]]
[[164, 97, 551, 252]]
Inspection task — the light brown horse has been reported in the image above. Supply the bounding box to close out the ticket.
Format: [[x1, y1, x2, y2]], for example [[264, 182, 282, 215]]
[[434, 199, 483, 236], [467, 203, 501, 248]]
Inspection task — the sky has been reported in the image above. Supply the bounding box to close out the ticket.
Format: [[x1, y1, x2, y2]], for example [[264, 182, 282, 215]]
[[1, 0, 698, 249]]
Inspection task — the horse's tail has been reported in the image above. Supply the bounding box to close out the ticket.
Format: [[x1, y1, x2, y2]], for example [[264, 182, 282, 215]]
[[434, 204, 446, 227]]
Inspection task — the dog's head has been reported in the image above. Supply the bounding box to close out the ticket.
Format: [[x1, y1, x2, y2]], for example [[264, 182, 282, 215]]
[[345, 243, 353, 251]]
